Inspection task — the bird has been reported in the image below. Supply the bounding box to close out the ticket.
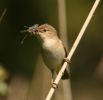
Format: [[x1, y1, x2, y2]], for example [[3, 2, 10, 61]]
[[22, 24, 69, 81]]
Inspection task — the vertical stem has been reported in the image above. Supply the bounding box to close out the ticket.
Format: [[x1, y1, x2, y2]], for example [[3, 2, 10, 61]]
[[57, 0, 68, 49], [57, 0, 72, 100]]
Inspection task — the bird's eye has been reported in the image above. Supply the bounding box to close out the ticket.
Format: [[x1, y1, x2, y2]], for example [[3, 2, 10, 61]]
[[43, 29, 47, 32]]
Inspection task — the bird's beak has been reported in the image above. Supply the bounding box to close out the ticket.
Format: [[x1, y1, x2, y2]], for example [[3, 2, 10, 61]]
[[33, 29, 39, 35]]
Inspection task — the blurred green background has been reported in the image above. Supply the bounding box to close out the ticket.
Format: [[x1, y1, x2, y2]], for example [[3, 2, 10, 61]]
[[0, 0, 103, 100]]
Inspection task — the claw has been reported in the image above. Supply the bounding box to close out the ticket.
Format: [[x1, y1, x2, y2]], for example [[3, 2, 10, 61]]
[[52, 82, 58, 89], [63, 58, 71, 64]]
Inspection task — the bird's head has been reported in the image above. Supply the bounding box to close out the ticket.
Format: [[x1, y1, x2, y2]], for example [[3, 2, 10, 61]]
[[34, 24, 58, 41]]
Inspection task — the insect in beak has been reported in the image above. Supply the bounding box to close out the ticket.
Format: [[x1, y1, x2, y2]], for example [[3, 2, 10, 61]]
[[20, 24, 39, 44]]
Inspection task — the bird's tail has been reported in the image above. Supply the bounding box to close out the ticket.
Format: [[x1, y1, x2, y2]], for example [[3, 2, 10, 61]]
[[61, 69, 70, 80]]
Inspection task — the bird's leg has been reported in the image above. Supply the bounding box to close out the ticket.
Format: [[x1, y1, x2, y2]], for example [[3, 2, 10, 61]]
[[51, 76, 54, 84], [51, 70, 55, 84], [51, 70, 58, 89]]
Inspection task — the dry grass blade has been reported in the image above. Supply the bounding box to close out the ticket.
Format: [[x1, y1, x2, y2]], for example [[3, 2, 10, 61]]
[[0, 8, 7, 24]]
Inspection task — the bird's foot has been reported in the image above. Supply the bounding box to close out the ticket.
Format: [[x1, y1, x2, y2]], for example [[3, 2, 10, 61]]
[[52, 82, 58, 89], [63, 58, 71, 64], [51, 79, 58, 89]]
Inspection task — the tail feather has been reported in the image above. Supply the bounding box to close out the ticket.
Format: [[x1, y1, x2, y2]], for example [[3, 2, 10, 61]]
[[61, 69, 70, 80]]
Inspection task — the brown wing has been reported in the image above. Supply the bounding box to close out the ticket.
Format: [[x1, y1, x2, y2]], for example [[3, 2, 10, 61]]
[[62, 42, 68, 57], [61, 42, 68, 65], [61, 42, 70, 80]]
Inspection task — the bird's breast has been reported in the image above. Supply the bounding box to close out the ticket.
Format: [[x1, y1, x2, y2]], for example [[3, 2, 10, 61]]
[[42, 39, 65, 71]]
